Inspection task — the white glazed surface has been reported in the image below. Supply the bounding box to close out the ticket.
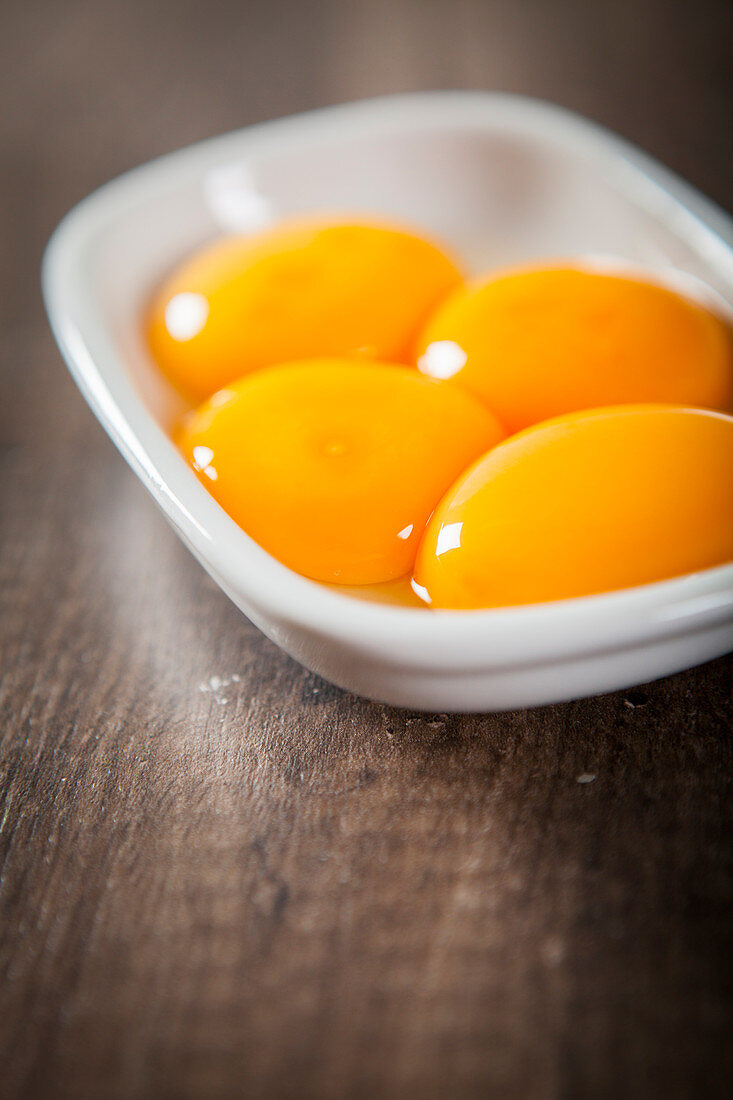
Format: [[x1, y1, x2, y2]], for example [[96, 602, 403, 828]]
[[42, 92, 733, 711]]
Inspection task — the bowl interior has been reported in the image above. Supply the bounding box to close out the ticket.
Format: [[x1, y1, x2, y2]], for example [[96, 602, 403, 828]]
[[87, 98, 733, 429]]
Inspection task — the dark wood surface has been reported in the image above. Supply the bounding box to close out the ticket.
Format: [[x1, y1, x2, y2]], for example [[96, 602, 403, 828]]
[[2, 1, 732, 1097]]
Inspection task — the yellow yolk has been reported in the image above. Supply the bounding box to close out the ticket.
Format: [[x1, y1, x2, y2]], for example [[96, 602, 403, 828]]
[[177, 359, 504, 584], [414, 405, 733, 609], [416, 267, 733, 432], [148, 218, 462, 402]]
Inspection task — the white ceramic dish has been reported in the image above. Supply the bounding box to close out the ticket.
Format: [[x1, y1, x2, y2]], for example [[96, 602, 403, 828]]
[[42, 92, 733, 711]]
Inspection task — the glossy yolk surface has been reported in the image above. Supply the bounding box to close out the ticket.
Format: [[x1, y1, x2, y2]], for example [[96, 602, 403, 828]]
[[416, 267, 733, 432], [148, 218, 463, 402], [177, 359, 504, 584], [414, 405, 733, 609]]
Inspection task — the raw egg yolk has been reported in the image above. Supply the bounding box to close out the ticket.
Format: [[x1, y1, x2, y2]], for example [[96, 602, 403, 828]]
[[414, 405, 733, 609], [177, 359, 504, 584], [148, 218, 462, 402], [416, 267, 733, 432]]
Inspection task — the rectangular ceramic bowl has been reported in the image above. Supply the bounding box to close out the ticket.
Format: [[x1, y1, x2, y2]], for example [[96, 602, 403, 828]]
[[42, 92, 733, 711]]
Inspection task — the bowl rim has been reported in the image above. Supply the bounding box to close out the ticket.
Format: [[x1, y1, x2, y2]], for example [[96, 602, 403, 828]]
[[41, 90, 733, 670]]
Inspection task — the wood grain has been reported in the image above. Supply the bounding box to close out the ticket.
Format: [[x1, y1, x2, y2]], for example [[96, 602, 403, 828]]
[[1, 1, 732, 1097]]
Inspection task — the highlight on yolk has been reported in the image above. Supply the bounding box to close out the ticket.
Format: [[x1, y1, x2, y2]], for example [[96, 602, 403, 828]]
[[177, 359, 505, 585], [415, 266, 733, 432], [414, 405, 733, 610], [148, 218, 463, 402]]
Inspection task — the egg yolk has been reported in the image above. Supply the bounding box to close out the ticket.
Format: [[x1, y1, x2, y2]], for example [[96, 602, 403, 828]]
[[414, 405, 733, 609], [177, 359, 504, 584], [416, 267, 733, 432], [148, 218, 462, 402]]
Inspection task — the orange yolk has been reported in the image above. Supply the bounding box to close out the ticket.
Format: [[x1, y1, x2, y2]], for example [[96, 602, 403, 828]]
[[414, 405, 733, 609], [177, 359, 504, 584], [148, 218, 462, 402], [416, 267, 733, 432]]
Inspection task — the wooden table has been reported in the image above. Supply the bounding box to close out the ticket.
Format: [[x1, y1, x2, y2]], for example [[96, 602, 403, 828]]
[[2, 1, 731, 1096]]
